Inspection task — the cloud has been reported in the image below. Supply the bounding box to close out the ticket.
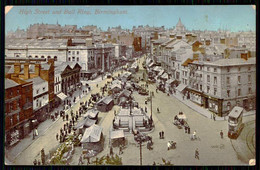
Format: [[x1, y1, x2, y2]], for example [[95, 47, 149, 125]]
[[252, 5, 256, 10], [5, 6, 13, 15]]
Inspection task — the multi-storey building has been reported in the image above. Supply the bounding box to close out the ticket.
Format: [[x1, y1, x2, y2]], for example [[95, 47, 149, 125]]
[[188, 57, 256, 117], [25, 77, 49, 122], [5, 78, 33, 146]]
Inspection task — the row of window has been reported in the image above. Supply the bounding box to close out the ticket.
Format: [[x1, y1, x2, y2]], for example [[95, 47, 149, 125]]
[[36, 87, 46, 94], [68, 57, 79, 62], [226, 75, 251, 84], [7, 100, 20, 112], [226, 87, 252, 97], [7, 89, 20, 98], [27, 55, 58, 60], [55, 77, 60, 83], [68, 51, 80, 55], [9, 113, 20, 126]]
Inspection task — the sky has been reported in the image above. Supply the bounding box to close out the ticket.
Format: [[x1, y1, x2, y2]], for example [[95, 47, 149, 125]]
[[5, 5, 256, 33]]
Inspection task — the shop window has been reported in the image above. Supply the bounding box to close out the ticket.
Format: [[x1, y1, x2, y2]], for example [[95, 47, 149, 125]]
[[227, 102, 231, 111]]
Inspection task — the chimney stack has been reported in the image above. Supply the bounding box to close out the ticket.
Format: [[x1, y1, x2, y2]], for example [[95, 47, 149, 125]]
[[35, 63, 41, 76], [14, 62, 21, 74], [24, 62, 30, 79]]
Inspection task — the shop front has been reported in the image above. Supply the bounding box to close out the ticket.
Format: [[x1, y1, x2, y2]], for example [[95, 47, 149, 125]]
[[188, 89, 203, 106], [203, 95, 223, 117]]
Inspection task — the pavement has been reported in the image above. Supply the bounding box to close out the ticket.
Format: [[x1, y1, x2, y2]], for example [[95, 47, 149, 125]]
[[5, 84, 90, 165]]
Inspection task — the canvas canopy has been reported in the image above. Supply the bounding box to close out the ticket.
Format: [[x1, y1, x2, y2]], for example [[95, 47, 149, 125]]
[[110, 130, 125, 140], [84, 109, 99, 119], [166, 78, 177, 85], [74, 117, 96, 129], [80, 124, 102, 143], [176, 84, 187, 92]]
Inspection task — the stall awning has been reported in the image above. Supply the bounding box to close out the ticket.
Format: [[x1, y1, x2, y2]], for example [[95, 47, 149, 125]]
[[110, 130, 125, 140], [80, 124, 102, 143], [161, 73, 168, 79], [57, 92, 67, 101], [176, 84, 187, 92], [166, 78, 177, 85], [157, 70, 164, 77], [84, 109, 99, 119]]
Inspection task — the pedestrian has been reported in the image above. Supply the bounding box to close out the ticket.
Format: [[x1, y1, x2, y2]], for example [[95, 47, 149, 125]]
[[38, 160, 41, 165], [66, 114, 68, 121], [60, 135, 62, 143], [35, 128, 38, 136], [157, 107, 160, 113], [110, 147, 114, 156], [78, 154, 84, 165], [220, 130, 223, 139], [213, 114, 216, 121], [195, 148, 199, 160], [159, 132, 162, 139], [185, 126, 187, 133], [153, 161, 156, 165], [60, 111, 62, 117], [76, 115, 78, 121], [72, 119, 75, 126], [162, 131, 164, 139], [119, 145, 123, 155], [68, 128, 71, 134], [33, 159, 37, 165], [188, 127, 190, 134], [60, 128, 63, 134], [87, 157, 90, 164], [64, 124, 66, 130], [114, 110, 116, 116], [145, 107, 147, 113], [56, 133, 59, 141], [62, 115, 65, 121], [32, 129, 35, 140], [41, 148, 45, 165]]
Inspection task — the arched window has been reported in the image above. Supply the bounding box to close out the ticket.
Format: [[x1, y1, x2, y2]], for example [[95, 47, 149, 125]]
[[16, 55, 20, 57], [48, 56, 51, 59], [35, 55, 38, 58], [29, 55, 32, 58], [41, 56, 45, 58], [54, 56, 57, 61]]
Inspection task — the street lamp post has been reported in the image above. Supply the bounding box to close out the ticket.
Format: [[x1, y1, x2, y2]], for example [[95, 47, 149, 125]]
[[139, 140, 142, 166]]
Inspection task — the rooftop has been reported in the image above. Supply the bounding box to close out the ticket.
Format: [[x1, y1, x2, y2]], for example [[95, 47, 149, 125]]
[[5, 78, 19, 89], [25, 76, 46, 85]]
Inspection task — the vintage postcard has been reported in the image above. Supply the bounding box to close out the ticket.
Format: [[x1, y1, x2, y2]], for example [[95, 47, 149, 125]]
[[4, 5, 256, 166]]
